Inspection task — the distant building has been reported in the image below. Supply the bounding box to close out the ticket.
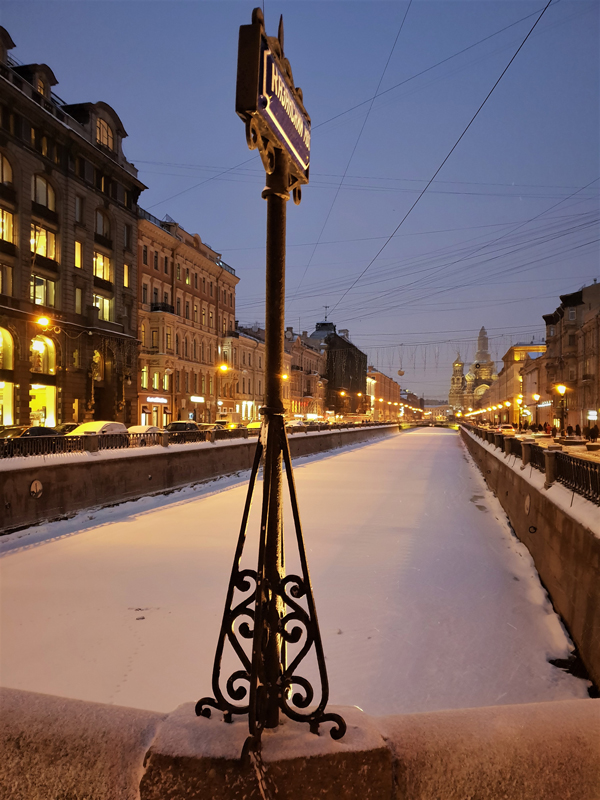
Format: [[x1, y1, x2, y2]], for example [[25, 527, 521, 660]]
[[235, 324, 292, 418], [448, 326, 496, 412], [477, 342, 546, 425], [306, 322, 367, 416], [137, 212, 238, 426], [0, 28, 145, 428], [285, 327, 327, 419], [366, 366, 401, 421]]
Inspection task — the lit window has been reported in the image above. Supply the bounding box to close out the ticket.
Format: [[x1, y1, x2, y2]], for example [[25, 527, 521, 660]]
[[166, 328, 172, 349], [209, 311, 213, 328], [185, 268, 190, 285], [0, 208, 14, 243], [31, 223, 56, 260], [202, 308, 206, 325], [194, 304, 198, 323], [163, 373, 169, 391], [140, 323, 146, 346], [36, 77, 46, 96], [141, 366, 148, 389], [31, 174, 55, 210], [152, 371, 159, 390], [93, 252, 112, 282], [96, 118, 114, 150], [92, 293, 113, 321], [0, 155, 12, 185], [30, 275, 55, 307], [75, 287, 82, 315], [41, 136, 48, 158], [75, 241, 83, 268], [123, 263, 130, 288]]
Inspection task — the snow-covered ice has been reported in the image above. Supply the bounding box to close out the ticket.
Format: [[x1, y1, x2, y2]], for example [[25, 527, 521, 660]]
[[0, 428, 591, 716]]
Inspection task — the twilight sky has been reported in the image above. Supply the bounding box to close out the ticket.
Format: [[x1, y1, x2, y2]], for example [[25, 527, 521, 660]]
[[3, 0, 598, 399]]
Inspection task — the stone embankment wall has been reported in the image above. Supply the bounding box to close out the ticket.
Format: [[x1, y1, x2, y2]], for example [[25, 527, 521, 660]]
[[460, 427, 600, 689], [1, 687, 598, 800], [0, 425, 400, 535]]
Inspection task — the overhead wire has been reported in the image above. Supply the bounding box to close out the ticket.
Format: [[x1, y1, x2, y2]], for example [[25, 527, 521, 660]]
[[327, 0, 556, 318]]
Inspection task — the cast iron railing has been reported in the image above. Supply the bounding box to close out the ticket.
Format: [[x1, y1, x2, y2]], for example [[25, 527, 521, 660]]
[[529, 444, 546, 473], [555, 451, 600, 505]]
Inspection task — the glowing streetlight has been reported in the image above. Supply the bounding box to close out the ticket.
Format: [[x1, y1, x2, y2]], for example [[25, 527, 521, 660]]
[[36, 316, 50, 328]]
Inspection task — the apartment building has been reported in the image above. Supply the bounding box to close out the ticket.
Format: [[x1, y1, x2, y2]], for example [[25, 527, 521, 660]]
[[286, 327, 327, 419], [366, 366, 401, 421], [137, 212, 238, 426], [0, 28, 145, 428]]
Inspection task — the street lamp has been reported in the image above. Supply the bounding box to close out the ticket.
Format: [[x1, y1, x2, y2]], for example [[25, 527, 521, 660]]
[[533, 394, 540, 427], [556, 384, 566, 433]]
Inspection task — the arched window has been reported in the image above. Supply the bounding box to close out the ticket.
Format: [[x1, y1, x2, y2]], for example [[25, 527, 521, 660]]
[[95, 209, 111, 239], [96, 118, 114, 150], [31, 174, 55, 211], [0, 155, 12, 186], [30, 335, 56, 374], [0, 326, 14, 369]]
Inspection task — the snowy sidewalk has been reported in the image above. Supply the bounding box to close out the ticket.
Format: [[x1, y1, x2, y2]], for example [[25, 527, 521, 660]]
[[0, 428, 591, 717]]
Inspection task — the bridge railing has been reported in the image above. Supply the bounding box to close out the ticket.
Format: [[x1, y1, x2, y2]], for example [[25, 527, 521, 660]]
[[461, 425, 599, 506]]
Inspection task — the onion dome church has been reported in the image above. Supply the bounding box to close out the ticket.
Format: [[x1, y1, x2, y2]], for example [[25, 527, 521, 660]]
[[448, 327, 497, 411]]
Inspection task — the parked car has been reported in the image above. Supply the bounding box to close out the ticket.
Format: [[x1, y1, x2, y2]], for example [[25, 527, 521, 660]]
[[128, 425, 163, 434], [67, 421, 128, 436], [246, 421, 262, 431], [165, 421, 200, 432], [54, 422, 80, 435], [0, 425, 59, 438], [226, 422, 245, 430]]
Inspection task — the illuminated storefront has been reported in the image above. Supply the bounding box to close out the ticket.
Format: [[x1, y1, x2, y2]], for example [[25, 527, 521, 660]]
[[141, 396, 169, 427], [0, 327, 15, 425], [29, 335, 56, 426]]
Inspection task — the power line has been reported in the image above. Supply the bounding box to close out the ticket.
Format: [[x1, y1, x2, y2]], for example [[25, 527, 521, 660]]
[[328, 0, 556, 318], [290, 1, 413, 302]]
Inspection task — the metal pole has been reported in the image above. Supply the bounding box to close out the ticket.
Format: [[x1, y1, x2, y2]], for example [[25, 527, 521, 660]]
[[261, 148, 289, 727]]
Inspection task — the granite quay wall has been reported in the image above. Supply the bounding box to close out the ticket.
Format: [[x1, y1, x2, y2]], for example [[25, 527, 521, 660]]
[[1, 687, 598, 800], [0, 424, 400, 535], [460, 427, 600, 689]]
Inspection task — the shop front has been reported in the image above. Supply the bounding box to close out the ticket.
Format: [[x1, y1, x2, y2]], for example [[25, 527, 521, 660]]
[[140, 395, 170, 428], [30, 334, 57, 427], [0, 326, 15, 426]]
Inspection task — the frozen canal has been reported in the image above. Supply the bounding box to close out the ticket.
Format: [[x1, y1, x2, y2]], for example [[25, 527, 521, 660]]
[[0, 428, 591, 716]]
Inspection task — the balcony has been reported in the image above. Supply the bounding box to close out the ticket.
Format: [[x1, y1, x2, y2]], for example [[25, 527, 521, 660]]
[[94, 233, 113, 250], [582, 374, 595, 382], [150, 302, 174, 314], [93, 275, 113, 293], [31, 202, 58, 225]]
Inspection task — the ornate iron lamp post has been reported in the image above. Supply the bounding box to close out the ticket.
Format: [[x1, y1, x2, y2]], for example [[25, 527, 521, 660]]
[[196, 8, 345, 757]]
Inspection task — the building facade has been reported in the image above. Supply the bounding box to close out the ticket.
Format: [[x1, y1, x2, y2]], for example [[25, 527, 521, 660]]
[[0, 29, 145, 429], [539, 284, 600, 430], [285, 327, 327, 419], [137, 212, 238, 426], [307, 322, 367, 416], [366, 366, 401, 421], [477, 343, 546, 426]]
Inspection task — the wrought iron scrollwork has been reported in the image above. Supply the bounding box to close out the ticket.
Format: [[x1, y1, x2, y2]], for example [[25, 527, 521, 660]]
[[196, 416, 346, 750]]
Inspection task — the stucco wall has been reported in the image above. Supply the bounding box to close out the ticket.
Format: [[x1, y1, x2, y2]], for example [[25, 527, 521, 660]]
[[460, 427, 600, 689], [0, 424, 399, 535]]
